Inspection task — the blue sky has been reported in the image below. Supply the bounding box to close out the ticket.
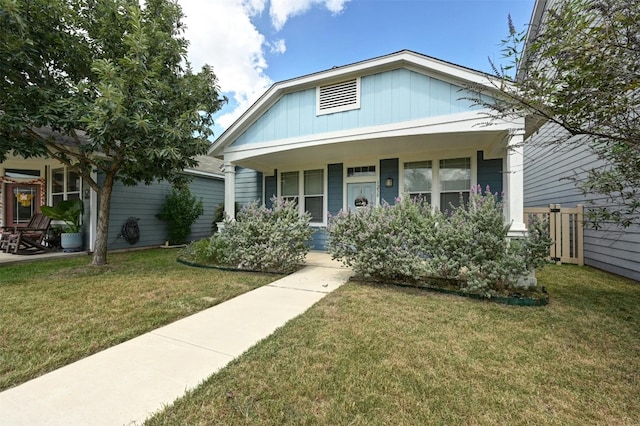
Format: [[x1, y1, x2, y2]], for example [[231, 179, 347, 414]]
[[178, 0, 535, 135]]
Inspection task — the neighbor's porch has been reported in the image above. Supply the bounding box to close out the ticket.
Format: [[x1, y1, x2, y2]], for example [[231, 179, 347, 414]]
[[0, 154, 98, 252]]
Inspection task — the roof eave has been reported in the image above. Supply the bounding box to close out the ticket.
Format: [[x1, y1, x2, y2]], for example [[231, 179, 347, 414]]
[[209, 50, 509, 157]]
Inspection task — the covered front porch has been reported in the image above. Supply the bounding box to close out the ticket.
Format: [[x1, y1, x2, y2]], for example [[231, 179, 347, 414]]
[[0, 154, 98, 252], [220, 112, 527, 249]]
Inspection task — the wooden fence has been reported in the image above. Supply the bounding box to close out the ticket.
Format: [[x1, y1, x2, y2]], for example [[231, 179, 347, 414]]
[[524, 204, 584, 266]]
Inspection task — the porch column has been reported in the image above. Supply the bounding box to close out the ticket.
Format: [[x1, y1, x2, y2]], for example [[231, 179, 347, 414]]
[[506, 129, 528, 237], [223, 162, 236, 220]]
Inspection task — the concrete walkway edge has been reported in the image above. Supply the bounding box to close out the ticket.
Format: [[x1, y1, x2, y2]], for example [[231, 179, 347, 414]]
[[0, 252, 352, 425]]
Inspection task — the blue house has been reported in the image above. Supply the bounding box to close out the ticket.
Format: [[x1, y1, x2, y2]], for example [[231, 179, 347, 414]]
[[209, 50, 527, 249]]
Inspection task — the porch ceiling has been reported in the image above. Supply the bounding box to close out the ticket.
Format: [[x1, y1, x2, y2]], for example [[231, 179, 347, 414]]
[[232, 130, 507, 173]]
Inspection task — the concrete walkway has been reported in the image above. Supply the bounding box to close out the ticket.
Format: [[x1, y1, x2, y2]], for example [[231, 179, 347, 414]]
[[0, 252, 352, 425]]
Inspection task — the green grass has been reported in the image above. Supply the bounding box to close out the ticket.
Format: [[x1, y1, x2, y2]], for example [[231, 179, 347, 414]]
[[146, 265, 640, 425], [0, 249, 282, 392]]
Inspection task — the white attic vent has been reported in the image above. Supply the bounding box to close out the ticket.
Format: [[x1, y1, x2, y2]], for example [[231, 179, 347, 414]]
[[316, 77, 360, 116]]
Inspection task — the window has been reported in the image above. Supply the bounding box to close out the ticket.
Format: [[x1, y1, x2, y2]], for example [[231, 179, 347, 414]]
[[304, 169, 324, 222], [281, 171, 299, 204], [316, 78, 360, 115], [51, 167, 81, 206], [347, 165, 376, 177], [404, 161, 432, 204], [439, 157, 471, 210], [4, 169, 40, 179], [280, 169, 325, 224]]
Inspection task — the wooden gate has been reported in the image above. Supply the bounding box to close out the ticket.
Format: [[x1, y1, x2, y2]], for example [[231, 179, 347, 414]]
[[524, 204, 584, 266]]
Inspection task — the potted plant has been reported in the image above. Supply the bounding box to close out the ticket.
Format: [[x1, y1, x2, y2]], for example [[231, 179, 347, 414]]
[[40, 199, 84, 252]]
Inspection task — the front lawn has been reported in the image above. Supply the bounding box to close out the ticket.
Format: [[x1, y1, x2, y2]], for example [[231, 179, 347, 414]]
[[146, 265, 640, 425], [0, 249, 283, 392]]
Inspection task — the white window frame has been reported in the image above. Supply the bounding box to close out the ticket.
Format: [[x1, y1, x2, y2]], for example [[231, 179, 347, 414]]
[[399, 154, 477, 211], [343, 162, 381, 210], [279, 167, 327, 226], [50, 166, 81, 206]]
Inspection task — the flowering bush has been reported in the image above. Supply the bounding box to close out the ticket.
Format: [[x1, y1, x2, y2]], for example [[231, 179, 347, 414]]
[[328, 186, 552, 297], [431, 187, 528, 296], [328, 196, 440, 281], [215, 197, 313, 273]]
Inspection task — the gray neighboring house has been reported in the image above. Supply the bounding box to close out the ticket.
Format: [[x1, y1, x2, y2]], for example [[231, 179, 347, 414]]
[[104, 155, 224, 250], [521, 0, 640, 281], [1, 147, 223, 252]]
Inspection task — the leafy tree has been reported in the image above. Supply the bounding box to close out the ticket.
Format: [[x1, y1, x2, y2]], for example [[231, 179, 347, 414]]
[[469, 0, 640, 228], [0, 0, 225, 264]]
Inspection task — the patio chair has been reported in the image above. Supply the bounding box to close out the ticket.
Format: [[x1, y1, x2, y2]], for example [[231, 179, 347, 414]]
[[0, 213, 52, 254]]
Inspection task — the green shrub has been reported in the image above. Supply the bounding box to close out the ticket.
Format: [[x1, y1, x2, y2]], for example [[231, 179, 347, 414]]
[[328, 186, 552, 296], [220, 198, 313, 272], [431, 187, 526, 295], [328, 196, 439, 281], [156, 187, 204, 245]]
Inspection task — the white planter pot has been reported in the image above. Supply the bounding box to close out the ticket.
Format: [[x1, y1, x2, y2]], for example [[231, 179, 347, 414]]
[[61, 232, 83, 252]]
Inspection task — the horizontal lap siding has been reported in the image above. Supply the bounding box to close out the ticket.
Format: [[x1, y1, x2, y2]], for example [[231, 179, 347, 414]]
[[102, 178, 169, 250], [524, 122, 640, 281], [189, 177, 224, 239], [584, 223, 640, 281], [103, 175, 223, 250], [235, 167, 262, 207], [310, 227, 328, 250]]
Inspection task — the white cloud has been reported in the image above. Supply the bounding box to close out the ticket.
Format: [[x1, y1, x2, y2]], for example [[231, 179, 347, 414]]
[[268, 39, 287, 54], [270, 0, 350, 30], [178, 0, 350, 131]]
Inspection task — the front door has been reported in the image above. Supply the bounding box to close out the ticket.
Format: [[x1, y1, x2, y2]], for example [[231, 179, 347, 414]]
[[346, 182, 377, 212], [4, 183, 42, 227]]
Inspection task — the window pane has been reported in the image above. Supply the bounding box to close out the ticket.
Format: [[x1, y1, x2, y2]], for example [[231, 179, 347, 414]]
[[68, 170, 80, 192], [52, 194, 64, 206], [347, 165, 376, 177], [440, 158, 470, 191], [281, 172, 299, 197], [404, 161, 432, 193], [4, 169, 40, 179], [305, 196, 323, 222], [304, 169, 323, 195], [409, 192, 432, 205], [441, 192, 470, 211], [52, 169, 64, 193]]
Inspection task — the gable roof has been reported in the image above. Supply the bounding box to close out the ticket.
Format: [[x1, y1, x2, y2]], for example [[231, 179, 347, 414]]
[[209, 49, 502, 158]]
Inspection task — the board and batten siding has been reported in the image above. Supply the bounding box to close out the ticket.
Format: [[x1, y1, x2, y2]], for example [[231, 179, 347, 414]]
[[232, 68, 486, 147], [524, 122, 640, 281], [102, 174, 223, 250]]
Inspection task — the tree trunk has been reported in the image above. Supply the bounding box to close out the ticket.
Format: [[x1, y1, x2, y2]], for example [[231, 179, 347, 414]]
[[91, 172, 115, 266]]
